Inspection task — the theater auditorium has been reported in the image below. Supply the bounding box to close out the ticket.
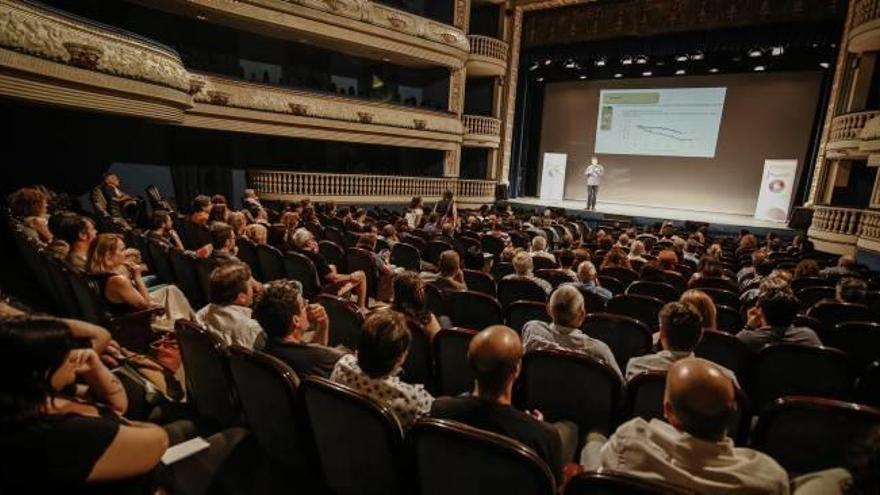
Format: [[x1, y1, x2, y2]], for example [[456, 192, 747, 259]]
[[2, 0, 880, 493]]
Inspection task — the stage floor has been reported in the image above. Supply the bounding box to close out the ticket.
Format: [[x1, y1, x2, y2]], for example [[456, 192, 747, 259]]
[[509, 197, 795, 233]]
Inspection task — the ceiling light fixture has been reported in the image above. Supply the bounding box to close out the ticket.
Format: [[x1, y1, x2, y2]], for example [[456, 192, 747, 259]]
[[770, 46, 785, 56], [621, 56, 633, 65], [635, 55, 648, 65], [675, 69, 686, 75], [614, 73, 623, 78], [753, 65, 766, 71], [595, 58, 606, 67], [690, 51, 705, 61], [642, 71, 652, 77], [709, 67, 719, 73], [748, 48, 763, 58]]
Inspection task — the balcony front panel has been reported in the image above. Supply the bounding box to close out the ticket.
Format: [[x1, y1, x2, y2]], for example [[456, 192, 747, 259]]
[[462, 114, 501, 148], [186, 73, 463, 150], [134, 0, 469, 69], [466, 35, 508, 77], [0, 0, 191, 122], [827, 110, 880, 155], [807, 205, 863, 255], [858, 209, 880, 253], [850, 0, 880, 53]]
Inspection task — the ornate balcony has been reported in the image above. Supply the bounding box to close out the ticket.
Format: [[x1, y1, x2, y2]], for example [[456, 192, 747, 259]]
[[827, 110, 880, 155], [850, 0, 880, 53], [467, 35, 508, 77], [134, 0, 469, 69], [808, 205, 864, 255], [249, 170, 496, 205], [0, 0, 191, 122], [859, 209, 880, 253], [462, 115, 502, 148]]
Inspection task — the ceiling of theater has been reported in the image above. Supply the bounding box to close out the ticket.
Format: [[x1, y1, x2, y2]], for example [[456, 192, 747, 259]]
[[519, 0, 847, 47]]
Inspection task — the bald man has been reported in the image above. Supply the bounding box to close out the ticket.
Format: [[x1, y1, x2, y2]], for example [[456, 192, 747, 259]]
[[430, 325, 568, 483], [820, 254, 859, 278], [593, 358, 789, 494]]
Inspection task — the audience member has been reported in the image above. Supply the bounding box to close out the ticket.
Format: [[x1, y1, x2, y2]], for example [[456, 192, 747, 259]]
[[628, 240, 648, 264], [100, 173, 142, 221], [837, 277, 868, 304], [189, 195, 211, 226], [331, 311, 433, 428], [405, 196, 424, 228], [522, 285, 621, 377], [291, 228, 367, 310], [737, 249, 767, 283], [87, 234, 152, 314], [793, 259, 821, 279], [504, 251, 553, 294], [356, 233, 396, 301], [8, 186, 52, 243], [557, 249, 578, 281], [208, 203, 228, 225], [600, 246, 632, 271], [195, 262, 265, 349], [656, 249, 679, 272], [392, 271, 443, 340], [821, 255, 859, 278], [53, 214, 97, 271], [254, 279, 343, 378], [571, 261, 612, 304], [530, 236, 556, 262], [737, 286, 821, 351], [433, 250, 467, 292], [227, 211, 247, 238], [244, 223, 268, 245], [209, 222, 240, 264], [679, 289, 717, 332], [147, 210, 183, 251]]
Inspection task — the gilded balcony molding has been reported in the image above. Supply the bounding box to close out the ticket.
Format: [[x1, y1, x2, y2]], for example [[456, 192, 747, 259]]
[[861, 115, 880, 164], [807, 205, 863, 255], [463, 114, 501, 148], [467, 35, 508, 77], [0, 0, 191, 121], [249, 169, 496, 205], [849, 0, 880, 52], [186, 73, 463, 150], [859, 209, 880, 252], [141, 0, 469, 68], [826, 110, 880, 155]]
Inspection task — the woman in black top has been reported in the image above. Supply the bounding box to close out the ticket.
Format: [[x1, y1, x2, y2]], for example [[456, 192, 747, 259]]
[[0, 317, 168, 494], [391, 271, 441, 340], [433, 190, 457, 225]]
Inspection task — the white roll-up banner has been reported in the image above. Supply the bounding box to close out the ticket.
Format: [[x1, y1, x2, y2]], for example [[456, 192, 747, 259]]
[[754, 159, 798, 222], [540, 152, 568, 202]]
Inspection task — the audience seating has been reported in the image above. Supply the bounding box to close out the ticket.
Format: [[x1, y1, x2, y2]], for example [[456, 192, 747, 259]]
[[235, 238, 262, 281], [694, 330, 754, 388], [796, 286, 836, 310], [790, 277, 832, 292], [169, 248, 206, 308], [700, 288, 740, 311], [491, 262, 515, 281], [689, 277, 737, 292], [660, 271, 687, 294], [826, 321, 880, 371], [146, 239, 177, 284], [518, 349, 622, 434], [715, 305, 743, 334], [400, 233, 428, 258], [855, 361, 880, 407], [606, 294, 664, 331], [402, 323, 434, 392], [462, 269, 496, 297], [195, 257, 219, 306], [301, 377, 407, 495], [625, 281, 677, 303], [497, 278, 548, 308], [176, 320, 241, 429], [256, 244, 286, 282], [531, 256, 559, 271], [410, 418, 555, 495], [424, 282, 446, 317], [807, 301, 879, 341], [44, 257, 82, 319], [433, 327, 477, 396], [427, 240, 453, 264], [752, 344, 855, 408], [314, 294, 364, 350], [324, 226, 346, 247], [575, 286, 608, 314], [600, 267, 640, 288], [481, 235, 506, 257], [535, 269, 575, 289], [346, 247, 379, 299], [597, 276, 625, 295], [563, 470, 697, 495], [581, 313, 652, 370], [282, 250, 322, 299], [390, 242, 421, 272], [444, 290, 503, 331], [319, 240, 347, 273], [752, 396, 880, 474], [506, 301, 550, 333]]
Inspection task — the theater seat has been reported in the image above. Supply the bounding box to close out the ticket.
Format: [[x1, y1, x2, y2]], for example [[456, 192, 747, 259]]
[[581, 313, 652, 370], [444, 290, 503, 330], [807, 301, 879, 341], [694, 330, 754, 390], [410, 418, 556, 495], [599, 267, 640, 288], [235, 237, 261, 281], [753, 344, 855, 408], [606, 294, 664, 332], [626, 281, 678, 303], [497, 278, 548, 308], [855, 361, 880, 407], [315, 294, 364, 350], [256, 244, 286, 282], [302, 377, 406, 495], [390, 242, 421, 272], [463, 269, 496, 297], [433, 328, 478, 396], [535, 269, 576, 289], [826, 321, 880, 371], [564, 470, 697, 495], [506, 300, 550, 334], [346, 247, 379, 299]]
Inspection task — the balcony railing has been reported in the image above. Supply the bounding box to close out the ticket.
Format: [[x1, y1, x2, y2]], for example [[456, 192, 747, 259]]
[[860, 210, 880, 241], [468, 35, 508, 62], [249, 170, 496, 203], [811, 206, 864, 236], [828, 110, 880, 144], [852, 0, 880, 30], [463, 115, 501, 137]]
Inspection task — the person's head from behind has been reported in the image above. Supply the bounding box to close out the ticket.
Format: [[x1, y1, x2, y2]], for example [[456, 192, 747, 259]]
[[211, 194, 227, 205], [603, 247, 629, 269], [697, 256, 723, 278], [755, 259, 775, 278], [209, 262, 253, 307], [531, 235, 547, 253], [55, 214, 96, 247], [838, 255, 857, 269], [253, 279, 307, 341], [512, 251, 533, 276], [192, 195, 211, 213], [150, 210, 173, 232], [740, 234, 757, 251], [292, 227, 316, 252], [210, 222, 235, 252], [659, 302, 703, 352], [87, 233, 125, 273], [443, 190, 454, 202], [548, 285, 586, 329], [558, 249, 575, 270], [382, 224, 397, 241], [657, 249, 678, 270], [356, 233, 377, 251], [392, 271, 427, 316], [227, 211, 247, 236], [794, 259, 820, 279], [685, 239, 700, 254], [679, 289, 717, 331], [577, 261, 598, 285], [441, 223, 454, 238], [664, 358, 736, 442], [837, 277, 868, 304], [8, 187, 48, 218], [468, 325, 522, 402], [209, 204, 228, 224], [438, 250, 461, 279], [409, 196, 423, 210], [280, 211, 300, 232], [102, 172, 119, 187], [630, 240, 646, 258], [757, 287, 799, 328], [357, 311, 411, 379], [751, 249, 767, 267], [463, 246, 486, 272], [243, 188, 257, 200], [0, 317, 75, 419], [245, 223, 268, 245]]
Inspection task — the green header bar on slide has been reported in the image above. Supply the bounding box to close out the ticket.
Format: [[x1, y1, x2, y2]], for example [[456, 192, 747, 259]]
[[602, 92, 660, 104]]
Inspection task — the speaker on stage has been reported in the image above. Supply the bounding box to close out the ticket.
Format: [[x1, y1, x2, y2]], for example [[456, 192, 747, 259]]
[[788, 206, 814, 230], [495, 183, 508, 201]]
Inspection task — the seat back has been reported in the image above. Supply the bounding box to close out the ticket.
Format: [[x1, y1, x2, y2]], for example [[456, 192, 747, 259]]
[[808, 301, 879, 341], [753, 344, 855, 407], [169, 249, 207, 309], [491, 262, 516, 281], [346, 247, 379, 298], [535, 269, 575, 289], [497, 278, 548, 308], [424, 283, 446, 317], [433, 328, 478, 396], [444, 290, 503, 330], [315, 294, 364, 350], [826, 321, 880, 371], [624, 371, 667, 422], [146, 239, 176, 284], [690, 277, 737, 292], [581, 313, 651, 371], [606, 294, 665, 331], [797, 286, 837, 310], [481, 235, 506, 256], [390, 242, 421, 272], [66, 269, 106, 324], [324, 226, 346, 247], [318, 240, 346, 273], [791, 277, 833, 291], [597, 276, 625, 295], [661, 271, 687, 294], [694, 330, 754, 386], [256, 244, 285, 282], [130, 233, 155, 273], [506, 301, 550, 334], [463, 269, 496, 297], [575, 286, 608, 314], [752, 397, 880, 474], [626, 281, 677, 303], [175, 320, 240, 428], [302, 377, 405, 495], [519, 349, 622, 433], [715, 305, 743, 334], [564, 471, 696, 495], [195, 257, 220, 307], [599, 267, 639, 288], [531, 256, 559, 271], [855, 361, 880, 407], [44, 257, 82, 318], [700, 288, 740, 310], [283, 251, 322, 299], [235, 238, 261, 281], [427, 240, 453, 264], [402, 322, 434, 391], [411, 418, 556, 495]]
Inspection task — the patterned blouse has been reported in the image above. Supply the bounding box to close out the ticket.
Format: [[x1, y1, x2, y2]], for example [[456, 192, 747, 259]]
[[330, 354, 433, 429]]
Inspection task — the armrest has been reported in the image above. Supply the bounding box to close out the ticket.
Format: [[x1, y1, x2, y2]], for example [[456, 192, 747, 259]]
[[111, 306, 165, 323]]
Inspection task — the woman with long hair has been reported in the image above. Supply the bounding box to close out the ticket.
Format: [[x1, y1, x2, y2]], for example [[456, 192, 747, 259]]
[[8, 186, 52, 243], [679, 289, 718, 332], [391, 271, 441, 340]]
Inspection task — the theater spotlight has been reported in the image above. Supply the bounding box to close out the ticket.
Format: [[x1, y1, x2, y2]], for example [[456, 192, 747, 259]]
[[579, 75, 588, 80], [594, 58, 607, 67], [621, 56, 633, 65], [635, 55, 648, 65], [528, 62, 540, 71], [709, 68, 719, 73], [753, 65, 766, 71], [642, 71, 652, 77], [613, 73, 623, 78], [770, 46, 785, 56], [748, 48, 763, 58], [690, 51, 705, 61], [675, 69, 686, 75], [564, 59, 577, 69], [819, 62, 831, 69]]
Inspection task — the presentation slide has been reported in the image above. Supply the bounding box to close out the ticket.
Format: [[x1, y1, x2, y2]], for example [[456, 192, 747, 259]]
[[595, 87, 727, 158]]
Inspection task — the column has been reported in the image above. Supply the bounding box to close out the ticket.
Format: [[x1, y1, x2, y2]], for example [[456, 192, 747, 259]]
[[497, 6, 523, 185]]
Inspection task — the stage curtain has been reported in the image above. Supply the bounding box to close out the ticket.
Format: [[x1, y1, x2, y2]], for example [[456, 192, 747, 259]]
[[171, 164, 233, 213]]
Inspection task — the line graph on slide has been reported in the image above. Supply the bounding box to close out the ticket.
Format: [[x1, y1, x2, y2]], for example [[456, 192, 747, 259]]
[[595, 88, 726, 158]]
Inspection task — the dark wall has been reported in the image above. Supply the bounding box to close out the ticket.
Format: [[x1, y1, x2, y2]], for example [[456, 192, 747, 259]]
[[461, 148, 489, 180], [470, 5, 501, 38], [464, 78, 496, 116]]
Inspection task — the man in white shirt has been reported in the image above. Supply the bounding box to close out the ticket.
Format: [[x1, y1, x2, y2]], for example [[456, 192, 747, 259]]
[[196, 261, 266, 349], [591, 358, 789, 494], [584, 156, 605, 210]]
